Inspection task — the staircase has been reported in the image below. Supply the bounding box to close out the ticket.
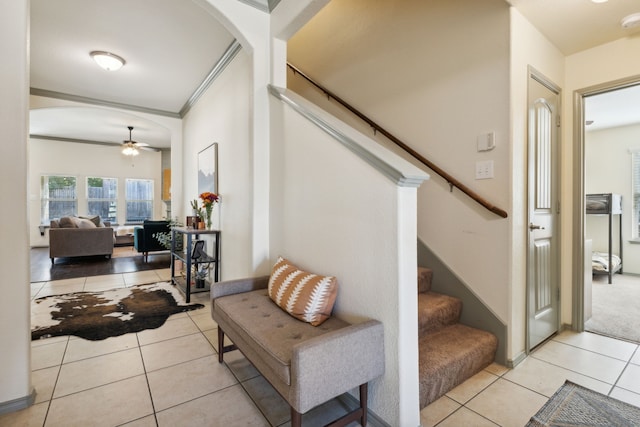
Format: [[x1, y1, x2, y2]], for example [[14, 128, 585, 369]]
[[417, 267, 498, 408]]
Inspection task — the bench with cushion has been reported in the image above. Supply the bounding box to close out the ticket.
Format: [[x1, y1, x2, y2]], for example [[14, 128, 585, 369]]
[[211, 257, 385, 427]]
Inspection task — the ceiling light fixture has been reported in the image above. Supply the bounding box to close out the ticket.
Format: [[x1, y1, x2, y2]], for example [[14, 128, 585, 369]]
[[90, 51, 125, 71], [122, 143, 139, 156], [621, 13, 640, 29], [590, 0, 608, 3], [122, 126, 140, 156]]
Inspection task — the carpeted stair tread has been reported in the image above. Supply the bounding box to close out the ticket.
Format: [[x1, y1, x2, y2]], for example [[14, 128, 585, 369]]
[[418, 267, 433, 293], [418, 291, 462, 335], [418, 323, 498, 408]]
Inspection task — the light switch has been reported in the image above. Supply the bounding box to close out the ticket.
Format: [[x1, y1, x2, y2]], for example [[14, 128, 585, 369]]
[[475, 160, 494, 180]]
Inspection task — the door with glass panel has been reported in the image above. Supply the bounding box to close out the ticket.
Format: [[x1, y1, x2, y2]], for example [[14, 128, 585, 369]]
[[527, 71, 560, 351]]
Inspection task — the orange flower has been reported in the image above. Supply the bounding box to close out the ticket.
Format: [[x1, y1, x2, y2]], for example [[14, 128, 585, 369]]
[[199, 192, 219, 207]]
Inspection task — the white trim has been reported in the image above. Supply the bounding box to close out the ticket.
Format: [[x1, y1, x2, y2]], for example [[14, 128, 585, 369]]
[[0, 389, 36, 415], [268, 85, 429, 188], [236, 0, 282, 13], [179, 40, 242, 117], [29, 88, 180, 118]]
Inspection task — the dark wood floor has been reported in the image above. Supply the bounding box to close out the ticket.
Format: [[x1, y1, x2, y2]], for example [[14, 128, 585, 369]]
[[30, 247, 171, 282]]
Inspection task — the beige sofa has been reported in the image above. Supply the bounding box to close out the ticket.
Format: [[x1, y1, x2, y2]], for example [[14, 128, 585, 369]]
[[211, 276, 385, 427], [49, 216, 114, 264]]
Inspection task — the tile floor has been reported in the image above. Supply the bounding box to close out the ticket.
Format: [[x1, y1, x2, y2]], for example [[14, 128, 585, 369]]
[[2, 268, 639, 426]]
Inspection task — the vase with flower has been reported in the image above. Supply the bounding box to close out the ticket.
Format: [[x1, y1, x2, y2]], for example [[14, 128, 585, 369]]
[[199, 191, 219, 229]]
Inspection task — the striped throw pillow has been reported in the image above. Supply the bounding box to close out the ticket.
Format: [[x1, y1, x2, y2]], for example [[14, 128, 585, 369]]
[[268, 256, 338, 326]]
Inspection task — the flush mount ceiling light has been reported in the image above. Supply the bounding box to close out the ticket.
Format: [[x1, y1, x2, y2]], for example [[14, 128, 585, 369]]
[[591, 0, 608, 3], [90, 51, 125, 71], [621, 13, 640, 29]]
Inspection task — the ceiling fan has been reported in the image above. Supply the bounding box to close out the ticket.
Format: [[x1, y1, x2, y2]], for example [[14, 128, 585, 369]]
[[121, 126, 152, 156]]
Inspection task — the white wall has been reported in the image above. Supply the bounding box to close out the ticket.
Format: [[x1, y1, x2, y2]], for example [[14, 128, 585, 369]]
[[585, 124, 640, 273], [509, 8, 564, 359], [195, 1, 426, 423], [182, 50, 255, 279], [270, 89, 427, 427], [29, 139, 163, 246], [0, 0, 32, 411], [288, 0, 513, 348]]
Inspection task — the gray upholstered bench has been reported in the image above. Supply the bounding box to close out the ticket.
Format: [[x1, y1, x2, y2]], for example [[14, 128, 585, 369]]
[[211, 275, 385, 427]]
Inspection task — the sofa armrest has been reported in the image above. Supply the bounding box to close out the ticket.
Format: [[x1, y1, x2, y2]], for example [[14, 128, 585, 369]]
[[210, 276, 270, 300], [133, 227, 144, 250], [290, 319, 385, 413]]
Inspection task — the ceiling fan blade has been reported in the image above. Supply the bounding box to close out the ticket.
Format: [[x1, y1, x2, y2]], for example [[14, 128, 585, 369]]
[[120, 126, 159, 152], [139, 145, 159, 152]]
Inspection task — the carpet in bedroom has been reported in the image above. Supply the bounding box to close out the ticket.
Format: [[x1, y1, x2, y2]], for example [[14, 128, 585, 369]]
[[585, 273, 640, 344]]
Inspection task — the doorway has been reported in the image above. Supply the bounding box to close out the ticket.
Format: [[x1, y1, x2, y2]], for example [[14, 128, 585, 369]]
[[526, 69, 561, 351], [578, 80, 640, 343]]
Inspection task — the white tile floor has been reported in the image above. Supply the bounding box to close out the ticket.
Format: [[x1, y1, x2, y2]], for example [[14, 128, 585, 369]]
[[2, 268, 639, 426]]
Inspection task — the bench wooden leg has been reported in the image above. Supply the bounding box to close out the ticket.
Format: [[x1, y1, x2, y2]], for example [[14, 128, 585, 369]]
[[290, 383, 369, 427], [217, 328, 224, 363], [291, 408, 302, 427], [360, 383, 368, 426], [324, 383, 369, 427], [217, 327, 238, 363]]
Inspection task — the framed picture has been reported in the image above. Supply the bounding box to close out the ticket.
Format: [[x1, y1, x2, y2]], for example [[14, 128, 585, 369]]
[[198, 143, 218, 195]]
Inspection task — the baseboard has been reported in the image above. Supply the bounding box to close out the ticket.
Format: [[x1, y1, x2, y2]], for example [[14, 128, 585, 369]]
[[336, 392, 391, 427], [507, 351, 527, 368], [417, 238, 508, 366], [0, 388, 36, 415]]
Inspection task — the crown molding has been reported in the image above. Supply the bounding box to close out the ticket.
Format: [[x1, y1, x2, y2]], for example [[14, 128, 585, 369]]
[[29, 88, 180, 118], [236, 0, 282, 13], [179, 39, 242, 117], [31, 39, 243, 120], [29, 134, 164, 151]]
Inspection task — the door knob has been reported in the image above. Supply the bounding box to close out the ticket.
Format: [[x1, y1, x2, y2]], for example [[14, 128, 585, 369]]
[[529, 223, 545, 230]]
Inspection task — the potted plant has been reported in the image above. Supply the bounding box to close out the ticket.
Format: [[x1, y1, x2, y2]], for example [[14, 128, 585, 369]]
[[153, 216, 184, 251], [189, 199, 205, 228]]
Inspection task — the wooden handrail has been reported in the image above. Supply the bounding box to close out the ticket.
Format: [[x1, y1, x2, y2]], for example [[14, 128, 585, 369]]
[[287, 63, 508, 219]]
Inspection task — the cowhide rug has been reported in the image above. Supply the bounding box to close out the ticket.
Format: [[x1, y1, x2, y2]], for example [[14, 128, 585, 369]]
[[31, 282, 204, 341]]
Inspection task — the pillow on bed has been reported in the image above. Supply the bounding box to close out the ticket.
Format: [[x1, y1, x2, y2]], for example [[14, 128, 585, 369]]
[[267, 256, 337, 326], [592, 252, 621, 272]]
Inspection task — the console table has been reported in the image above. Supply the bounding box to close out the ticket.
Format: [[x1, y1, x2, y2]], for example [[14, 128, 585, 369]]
[[170, 227, 220, 303]]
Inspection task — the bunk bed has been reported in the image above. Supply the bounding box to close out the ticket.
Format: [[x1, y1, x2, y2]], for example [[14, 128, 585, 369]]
[[586, 193, 622, 284]]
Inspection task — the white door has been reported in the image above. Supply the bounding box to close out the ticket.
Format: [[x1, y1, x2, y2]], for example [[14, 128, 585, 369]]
[[527, 72, 560, 351]]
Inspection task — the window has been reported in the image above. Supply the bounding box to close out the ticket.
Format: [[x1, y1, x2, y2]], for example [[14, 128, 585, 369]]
[[633, 152, 640, 238], [41, 175, 77, 222], [125, 179, 154, 223], [87, 177, 117, 223]]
